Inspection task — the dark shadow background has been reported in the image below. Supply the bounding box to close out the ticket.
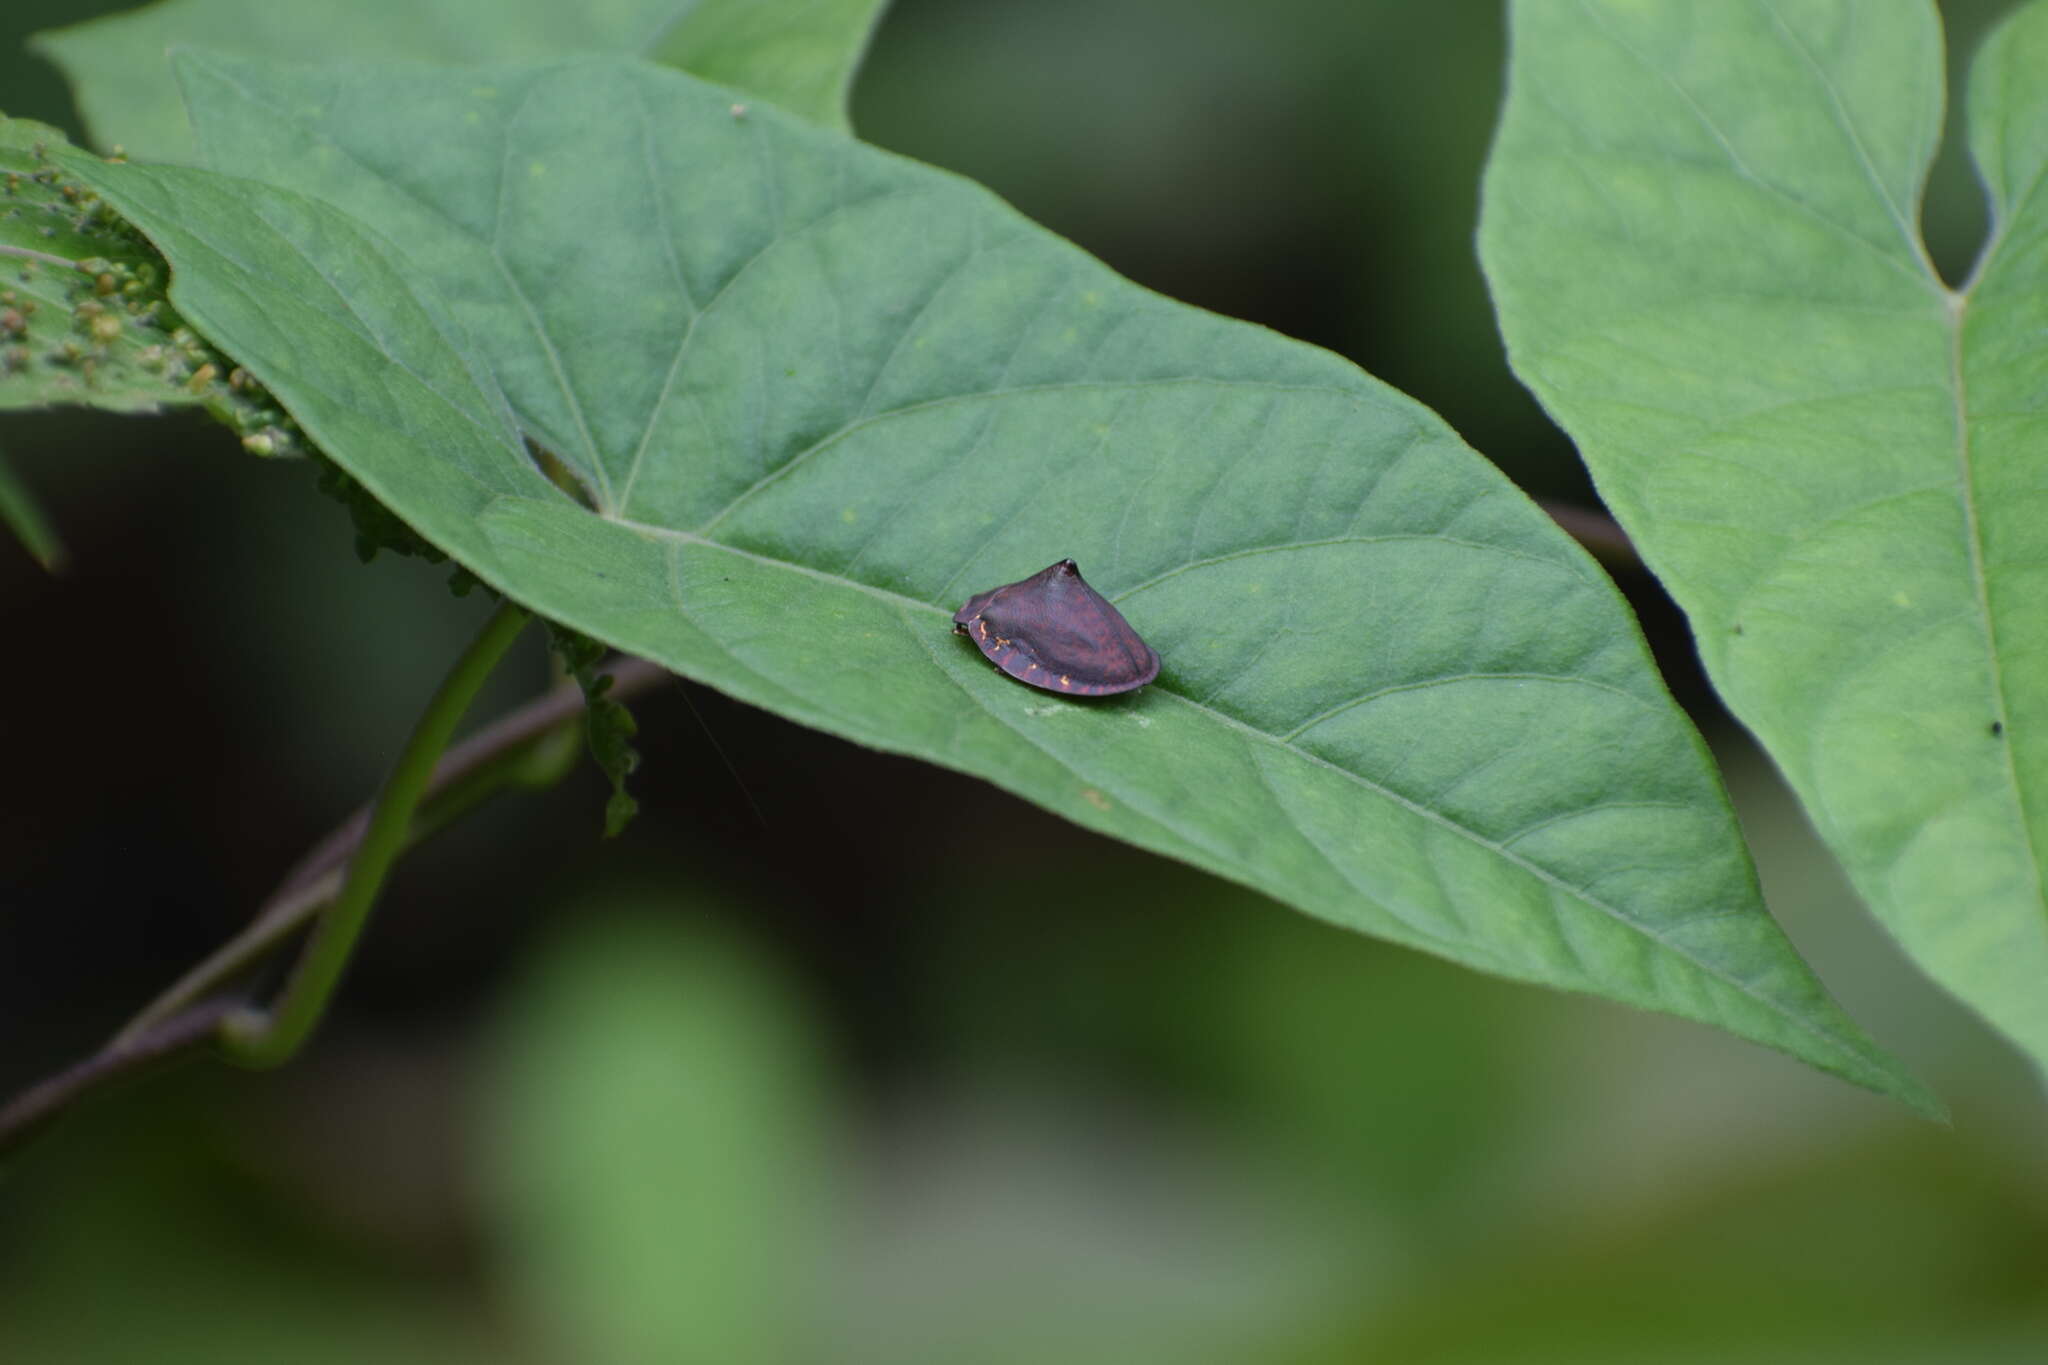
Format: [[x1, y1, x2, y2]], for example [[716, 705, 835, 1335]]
[[4, 2, 2046, 1360]]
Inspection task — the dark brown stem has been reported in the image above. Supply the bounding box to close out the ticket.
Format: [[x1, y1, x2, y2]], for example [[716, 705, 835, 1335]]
[[275, 654, 670, 897], [0, 654, 671, 1155], [0, 1000, 236, 1160], [118, 654, 671, 1044], [1539, 499, 1638, 568]]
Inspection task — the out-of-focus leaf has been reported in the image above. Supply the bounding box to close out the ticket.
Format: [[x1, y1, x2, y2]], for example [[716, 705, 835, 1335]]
[[477, 901, 832, 1365], [1315, 1130, 2048, 1364], [1480, 1, 2048, 1071], [0, 445, 64, 571], [60, 54, 1935, 1111], [0, 1086, 500, 1365], [824, 1088, 1368, 1365], [34, 0, 887, 161]]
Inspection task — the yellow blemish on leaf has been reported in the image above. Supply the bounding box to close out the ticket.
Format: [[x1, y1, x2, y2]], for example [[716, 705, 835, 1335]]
[[841, 506, 859, 524], [529, 161, 547, 179], [1081, 788, 1111, 811], [1893, 591, 1912, 608]]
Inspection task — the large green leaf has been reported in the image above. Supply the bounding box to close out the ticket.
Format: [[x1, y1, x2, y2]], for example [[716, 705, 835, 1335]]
[[35, 0, 885, 161], [61, 53, 1933, 1109], [1480, 2, 2048, 1070]]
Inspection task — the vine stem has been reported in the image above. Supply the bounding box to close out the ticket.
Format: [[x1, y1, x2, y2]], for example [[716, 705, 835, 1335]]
[[0, 1001, 238, 1160], [219, 601, 534, 1067], [0, 650, 667, 1159], [112, 655, 667, 1046], [1537, 499, 1637, 568]]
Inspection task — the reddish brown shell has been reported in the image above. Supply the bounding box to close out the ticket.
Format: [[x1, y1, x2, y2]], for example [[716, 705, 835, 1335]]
[[951, 559, 1160, 696]]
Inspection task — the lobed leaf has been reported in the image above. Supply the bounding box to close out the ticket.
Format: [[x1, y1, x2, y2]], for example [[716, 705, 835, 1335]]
[[61, 53, 1933, 1109], [1481, 1, 2048, 1071]]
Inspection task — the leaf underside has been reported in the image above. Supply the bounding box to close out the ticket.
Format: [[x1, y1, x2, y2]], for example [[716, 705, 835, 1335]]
[[61, 51, 1932, 1110], [0, 120, 197, 415], [1481, 0, 2048, 1072]]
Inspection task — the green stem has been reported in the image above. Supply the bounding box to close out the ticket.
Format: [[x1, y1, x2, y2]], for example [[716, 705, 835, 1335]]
[[111, 656, 658, 1047], [220, 601, 531, 1067], [113, 708, 583, 1048], [0, 651, 664, 1157]]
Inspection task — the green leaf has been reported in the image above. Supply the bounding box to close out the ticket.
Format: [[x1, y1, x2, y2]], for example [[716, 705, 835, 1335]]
[[34, 0, 887, 162], [1, 117, 199, 414], [546, 621, 646, 837], [64, 54, 1935, 1111], [645, 0, 886, 131], [478, 901, 832, 1365], [1480, 2, 2048, 1071], [315, 454, 457, 565], [0, 115, 306, 449]]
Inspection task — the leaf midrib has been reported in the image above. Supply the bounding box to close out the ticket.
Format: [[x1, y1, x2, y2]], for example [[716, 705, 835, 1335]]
[[609, 512, 1883, 1067], [1568, 0, 2043, 920], [1948, 20, 2048, 917], [1752, 0, 1947, 286], [1945, 286, 2046, 918], [1573, 0, 1932, 289]]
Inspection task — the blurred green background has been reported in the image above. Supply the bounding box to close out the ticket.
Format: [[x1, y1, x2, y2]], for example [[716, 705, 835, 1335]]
[[4, 2, 2046, 1361]]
